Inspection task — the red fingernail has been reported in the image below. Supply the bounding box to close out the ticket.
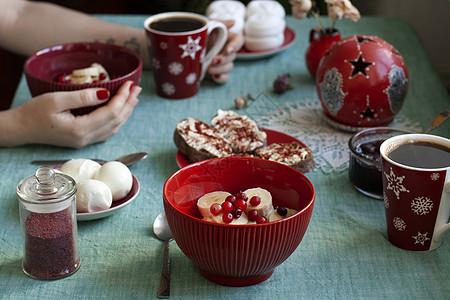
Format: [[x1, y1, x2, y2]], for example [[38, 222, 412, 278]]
[[96, 89, 110, 100], [213, 57, 222, 65], [129, 82, 134, 91]]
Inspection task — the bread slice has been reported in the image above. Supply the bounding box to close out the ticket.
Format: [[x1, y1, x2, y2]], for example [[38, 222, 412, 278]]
[[255, 142, 316, 173], [174, 117, 233, 163], [211, 110, 267, 153]]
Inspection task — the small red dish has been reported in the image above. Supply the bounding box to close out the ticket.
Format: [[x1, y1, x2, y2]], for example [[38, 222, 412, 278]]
[[176, 128, 306, 168], [163, 156, 315, 286], [24, 42, 142, 115]]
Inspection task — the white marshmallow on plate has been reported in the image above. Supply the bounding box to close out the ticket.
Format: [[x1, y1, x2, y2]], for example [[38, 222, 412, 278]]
[[95, 161, 133, 201], [206, 0, 246, 19], [246, 0, 286, 19], [245, 32, 284, 51], [60, 158, 101, 183], [244, 14, 285, 38], [76, 179, 112, 213], [208, 11, 245, 34]]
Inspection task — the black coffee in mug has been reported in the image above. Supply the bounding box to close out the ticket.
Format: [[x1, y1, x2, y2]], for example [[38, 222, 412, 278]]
[[388, 140, 450, 169], [149, 17, 204, 33]]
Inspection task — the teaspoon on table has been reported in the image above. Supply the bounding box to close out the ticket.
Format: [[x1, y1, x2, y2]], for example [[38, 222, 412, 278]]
[[153, 211, 173, 299], [31, 152, 148, 167]]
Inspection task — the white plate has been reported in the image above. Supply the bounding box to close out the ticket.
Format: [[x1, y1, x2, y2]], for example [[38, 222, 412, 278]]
[[236, 27, 296, 60], [77, 174, 140, 221]]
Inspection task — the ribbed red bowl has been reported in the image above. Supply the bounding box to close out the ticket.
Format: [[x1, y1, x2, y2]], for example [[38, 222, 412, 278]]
[[24, 42, 142, 115], [163, 157, 315, 286]]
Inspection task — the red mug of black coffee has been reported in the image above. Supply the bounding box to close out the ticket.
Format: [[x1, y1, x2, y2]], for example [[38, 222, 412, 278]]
[[144, 12, 227, 99], [380, 134, 450, 251]]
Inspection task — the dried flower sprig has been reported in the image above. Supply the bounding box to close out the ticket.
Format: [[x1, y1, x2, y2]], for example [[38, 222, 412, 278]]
[[273, 74, 292, 94], [290, 0, 360, 33]]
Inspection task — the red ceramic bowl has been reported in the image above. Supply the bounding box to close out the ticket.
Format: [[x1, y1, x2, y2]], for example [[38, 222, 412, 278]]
[[163, 157, 315, 286], [24, 42, 142, 115]]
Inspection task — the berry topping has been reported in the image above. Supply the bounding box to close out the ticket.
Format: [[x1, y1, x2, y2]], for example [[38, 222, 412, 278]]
[[235, 192, 248, 201], [276, 206, 287, 216], [256, 216, 267, 224], [222, 212, 233, 224], [248, 210, 259, 222], [233, 199, 247, 212], [58, 75, 67, 83], [210, 203, 222, 216], [249, 196, 261, 206], [225, 195, 237, 204], [99, 72, 107, 80], [233, 208, 242, 219], [221, 201, 233, 214]]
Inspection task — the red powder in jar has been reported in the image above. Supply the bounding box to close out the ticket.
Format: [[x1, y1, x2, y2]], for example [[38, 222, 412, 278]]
[[23, 209, 80, 279]]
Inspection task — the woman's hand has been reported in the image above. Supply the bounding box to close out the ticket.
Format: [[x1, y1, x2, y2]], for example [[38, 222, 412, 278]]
[[207, 20, 245, 84], [3, 81, 140, 148]]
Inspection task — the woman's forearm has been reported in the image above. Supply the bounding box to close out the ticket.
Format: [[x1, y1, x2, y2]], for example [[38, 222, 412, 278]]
[[0, 0, 150, 68]]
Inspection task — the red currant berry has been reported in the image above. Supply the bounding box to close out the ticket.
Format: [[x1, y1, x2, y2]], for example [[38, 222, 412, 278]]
[[248, 210, 259, 222], [236, 192, 248, 201], [233, 199, 247, 211], [99, 72, 107, 80], [222, 212, 233, 223], [210, 203, 222, 216], [225, 195, 236, 204], [249, 196, 261, 206], [58, 75, 66, 83], [233, 208, 242, 219], [256, 216, 267, 224], [277, 206, 287, 216], [221, 201, 233, 214]]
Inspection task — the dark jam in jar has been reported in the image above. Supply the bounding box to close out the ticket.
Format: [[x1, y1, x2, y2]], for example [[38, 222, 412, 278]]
[[349, 139, 384, 199]]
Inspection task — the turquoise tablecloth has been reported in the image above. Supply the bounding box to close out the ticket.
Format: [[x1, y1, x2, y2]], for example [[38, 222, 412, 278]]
[[0, 15, 449, 299]]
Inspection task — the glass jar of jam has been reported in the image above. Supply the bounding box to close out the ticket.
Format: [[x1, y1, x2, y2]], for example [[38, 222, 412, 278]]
[[348, 127, 411, 199], [16, 166, 80, 279]]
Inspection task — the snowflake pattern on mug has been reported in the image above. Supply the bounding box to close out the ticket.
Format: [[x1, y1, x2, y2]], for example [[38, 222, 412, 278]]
[[393, 217, 406, 231], [179, 36, 202, 60], [412, 231, 430, 245], [384, 194, 389, 208], [410, 196, 433, 215], [384, 167, 410, 199], [168, 62, 183, 75], [430, 173, 440, 181], [186, 73, 197, 85], [152, 58, 161, 70], [159, 41, 168, 50], [162, 82, 175, 95]]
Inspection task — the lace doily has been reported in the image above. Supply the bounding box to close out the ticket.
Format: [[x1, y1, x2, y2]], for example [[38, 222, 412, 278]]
[[244, 93, 422, 174]]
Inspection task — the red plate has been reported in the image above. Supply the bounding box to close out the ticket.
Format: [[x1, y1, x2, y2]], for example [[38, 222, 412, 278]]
[[236, 27, 296, 60], [176, 128, 306, 168]]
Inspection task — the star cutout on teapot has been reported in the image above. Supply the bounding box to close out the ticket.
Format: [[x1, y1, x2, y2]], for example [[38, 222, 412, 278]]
[[349, 55, 373, 77]]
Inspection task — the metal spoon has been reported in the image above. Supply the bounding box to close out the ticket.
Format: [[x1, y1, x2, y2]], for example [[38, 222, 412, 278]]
[[153, 211, 173, 299], [424, 110, 449, 133], [31, 152, 148, 166]]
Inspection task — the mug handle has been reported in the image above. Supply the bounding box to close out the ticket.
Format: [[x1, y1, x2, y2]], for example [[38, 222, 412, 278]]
[[431, 174, 450, 249], [201, 20, 228, 80]]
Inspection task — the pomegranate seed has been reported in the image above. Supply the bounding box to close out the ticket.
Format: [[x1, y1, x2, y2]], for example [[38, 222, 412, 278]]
[[236, 192, 248, 201], [249, 196, 261, 206], [99, 72, 107, 80], [233, 208, 242, 219], [277, 206, 287, 216], [221, 201, 233, 214], [248, 210, 259, 222], [210, 203, 222, 216], [233, 199, 247, 211], [225, 195, 236, 204], [222, 212, 233, 223], [256, 216, 267, 224]]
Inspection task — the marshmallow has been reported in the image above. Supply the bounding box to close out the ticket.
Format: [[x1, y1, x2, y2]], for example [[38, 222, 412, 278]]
[[208, 11, 245, 34], [245, 33, 284, 51], [76, 179, 112, 213], [246, 0, 286, 19], [60, 159, 101, 183], [206, 0, 246, 18], [95, 161, 133, 201], [244, 14, 285, 38]]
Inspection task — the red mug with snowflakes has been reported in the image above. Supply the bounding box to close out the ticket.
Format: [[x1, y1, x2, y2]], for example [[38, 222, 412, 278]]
[[144, 12, 227, 99], [380, 134, 450, 251]]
